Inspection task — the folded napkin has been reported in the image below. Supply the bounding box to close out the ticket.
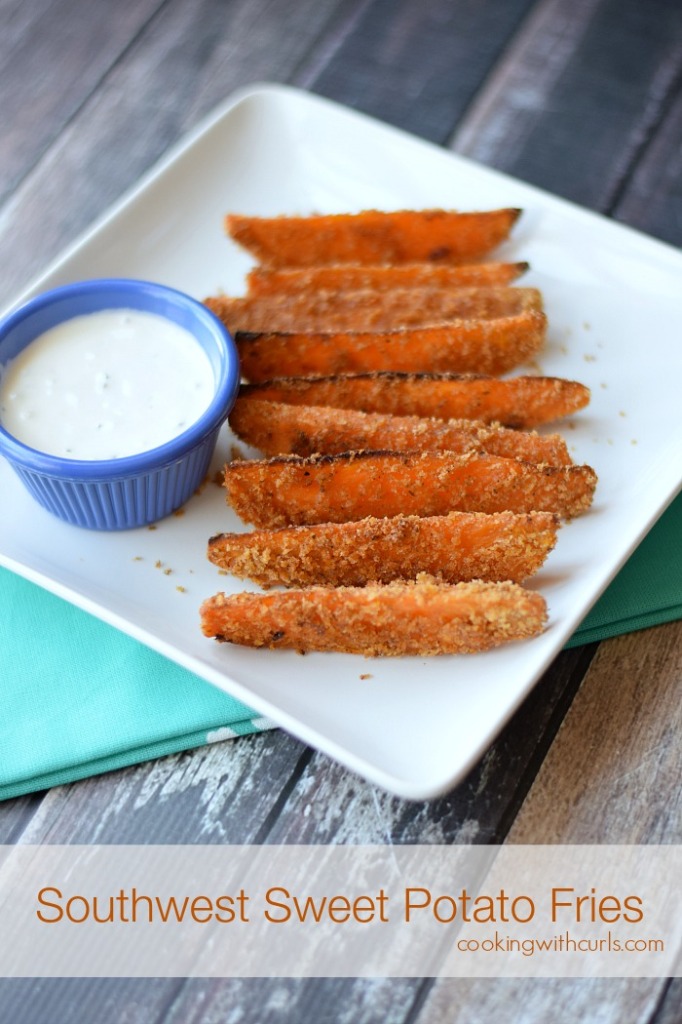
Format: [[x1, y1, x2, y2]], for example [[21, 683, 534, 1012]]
[[1, 493, 680, 801], [565, 494, 682, 647]]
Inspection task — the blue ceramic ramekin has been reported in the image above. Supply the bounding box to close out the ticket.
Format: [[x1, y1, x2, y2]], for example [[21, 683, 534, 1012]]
[[0, 278, 239, 529]]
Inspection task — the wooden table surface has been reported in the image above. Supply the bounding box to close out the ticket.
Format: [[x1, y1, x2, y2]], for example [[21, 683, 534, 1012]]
[[1, 1, 681, 1021]]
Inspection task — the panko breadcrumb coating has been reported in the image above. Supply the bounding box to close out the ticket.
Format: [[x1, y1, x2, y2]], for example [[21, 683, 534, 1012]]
[[223, 449, 597, 528], [228, 398, 572, 465], [226, 311, 547, 381], [207, 510, 559, 588], [226, 208, 522, 267], [246, 261, 529, 295], [239, 372, 591, 429], [207, 286, 542, 333], [200, 576, 548, 657]]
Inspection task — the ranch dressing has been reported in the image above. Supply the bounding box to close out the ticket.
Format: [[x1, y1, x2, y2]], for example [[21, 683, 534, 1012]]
[[0, 309, 214, 460]]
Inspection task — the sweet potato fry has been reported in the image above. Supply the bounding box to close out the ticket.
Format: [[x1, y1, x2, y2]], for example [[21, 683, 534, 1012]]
[[246, 261, 529, 295], [223, 450, 597, 528], [206, 286, 542, 333], [207, 510, 559, 588], [229, 398, 572, 465], [226, 209, 522, 267], [232, 311, 546, 380], [200, 577, 548, 656], [240, 372, 590, 428]]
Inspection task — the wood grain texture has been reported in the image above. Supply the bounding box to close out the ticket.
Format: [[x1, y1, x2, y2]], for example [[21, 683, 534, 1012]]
[[614, 83, 682, 246], [0, 0, 164, 204], [418, 624, 682, 1023], [418, 979, 665, 1024], [263, 647, 596, 844], [650, 979, 682, 1024], [450, 0, 682, 211], [0, 978, 422, 1024], [0, 792, 45, 844], [508, 621, 682, 844], [297, 0, 536, 143], [1, 0, 681, 1020], [0, 979, 187, 1024], [8, 732, 309, 844], [0, 0, 351, 308], [164, 979, 422, 1024]]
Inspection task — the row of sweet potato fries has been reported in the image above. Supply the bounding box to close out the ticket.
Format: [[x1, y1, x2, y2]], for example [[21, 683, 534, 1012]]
[[200, 209, 596, 657]]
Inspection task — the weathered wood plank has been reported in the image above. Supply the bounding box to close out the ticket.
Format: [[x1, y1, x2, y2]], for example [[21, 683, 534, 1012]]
[[507, 621, 682, 844], [0, 0, 165, 204], [165, 979, 420, 1024], [7, 731, 309, 844], [417, 979, 665, 1024], [614, 85, 682, 245], [264, 647, 596, 844], [0, 792, 45, 844], [0, 979, 186, 1024], [650, 979, 682, 1024], [0, 0, 357, 308], [416, 624, 682, 1023], [298, 0, 537, 143], [450, 0, 682, 211], [0, 978, 420, 1024]]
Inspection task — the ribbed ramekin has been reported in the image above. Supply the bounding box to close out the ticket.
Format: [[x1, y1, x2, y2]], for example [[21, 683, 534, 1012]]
[[0, 278, 239, 529]]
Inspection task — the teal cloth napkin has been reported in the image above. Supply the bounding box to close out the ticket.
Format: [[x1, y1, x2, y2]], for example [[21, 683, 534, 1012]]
[[0, 574, 269, 801], [1, 493, 680, 801]]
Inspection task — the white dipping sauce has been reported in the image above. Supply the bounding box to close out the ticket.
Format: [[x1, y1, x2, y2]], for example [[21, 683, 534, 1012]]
[[0, 309, 215, 459]]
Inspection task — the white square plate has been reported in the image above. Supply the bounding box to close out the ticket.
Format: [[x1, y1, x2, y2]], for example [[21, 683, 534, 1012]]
[[1, 84, 681, 799]]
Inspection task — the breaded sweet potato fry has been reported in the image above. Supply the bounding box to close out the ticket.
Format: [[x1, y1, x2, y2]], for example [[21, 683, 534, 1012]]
[[246, 261, 529, 295], [206, 286, 542, 333], [226, 209, 522, 267], [200, 577, 548, 656], [229, 398, 572, 465], [240, 372, 590, 428], [233, 311, 547, 380], [207, 510, 559, 588], [224, 450, 597, 528]]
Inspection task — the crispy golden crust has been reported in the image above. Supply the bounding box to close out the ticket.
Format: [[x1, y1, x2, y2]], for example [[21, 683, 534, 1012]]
[[230, 311, 546, 380], [240, 372, 591, 428], [226, 208, 522, 267], [207, 510, 559, 588], [206, 286, 542, 333], [223, 450, 597, 528], [246, 261, 529, 295], [228, 398, 572, 465], [200, 577, 548, 656]]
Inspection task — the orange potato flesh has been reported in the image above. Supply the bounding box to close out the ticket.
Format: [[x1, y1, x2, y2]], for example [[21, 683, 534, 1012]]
[[200, 577, 548, 657], [206, 286, 542, 333], [229, 397, 573, 465], [240, 372, 590, 428], [226, 208, 522, 267], [224, 450, 597, 528], [207, 510, 559, 588], [246, 261, 529, 295], [232, 311, 546, 380]]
